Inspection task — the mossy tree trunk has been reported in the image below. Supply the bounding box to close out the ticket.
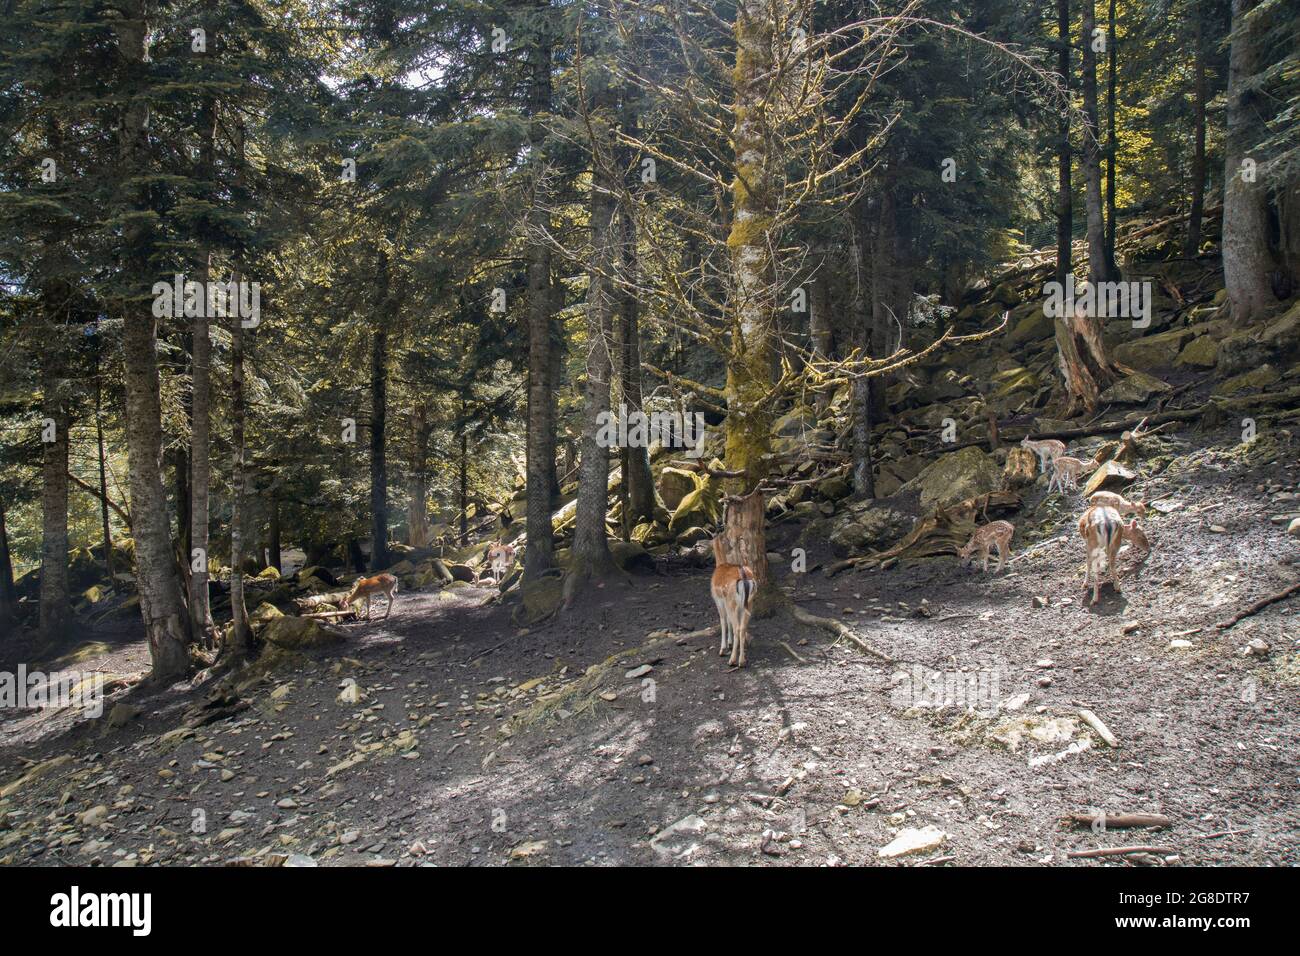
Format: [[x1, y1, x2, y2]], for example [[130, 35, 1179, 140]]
[[113, 1, 191, 683]]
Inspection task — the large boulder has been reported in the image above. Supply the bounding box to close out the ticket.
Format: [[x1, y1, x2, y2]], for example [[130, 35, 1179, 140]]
[[1214, 364, 1280, 397], [1260, 301, 1300, 356], [1216, 332, 1274, 376], [1099, 371, 1170, 405], [1175, 335, 1219, 367], [262, 615, 346, 649], [668, 468, 722, 534], [1006, 305, 1055, 345], [1113, 328, 1194, 370], [609, 540, 655, 572], [657, 467, 699, 511], [828, 506, 914, 557], [1083, 461, 1136, 497], [904, 446, 1002, 511], [512, 574, 565, 627]]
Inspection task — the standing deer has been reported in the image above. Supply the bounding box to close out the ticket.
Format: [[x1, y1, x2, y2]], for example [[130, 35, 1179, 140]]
[[341, 573, 399, 621], [1078, 505, 1123, 604], [711, 535, 757, 667], [485, 542, 516, 585], [958, 520, 1015, 574], [1047, 455, 1097, 495], [1021, 436, 1067, 475]]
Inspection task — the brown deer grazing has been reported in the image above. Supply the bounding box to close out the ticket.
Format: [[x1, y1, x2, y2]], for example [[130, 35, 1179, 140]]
[[341, 573, 399, 621], [1087, 490, 1147, 517], [1020, 436, 1067, 475], [711, 536, 757, 667], [958, 520, 1015, 574], [485, 542, 517, 585]]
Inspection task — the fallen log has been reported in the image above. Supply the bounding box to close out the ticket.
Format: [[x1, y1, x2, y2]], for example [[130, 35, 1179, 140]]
[[1064, 813, 1171, 830], [1215, 579, 1300, 630], [1067, 845, 1176, 859]]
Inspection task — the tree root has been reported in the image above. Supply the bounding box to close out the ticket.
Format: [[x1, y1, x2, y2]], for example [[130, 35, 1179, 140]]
[[1215, 579, 1300, 630], [789, 605, 894, 663]]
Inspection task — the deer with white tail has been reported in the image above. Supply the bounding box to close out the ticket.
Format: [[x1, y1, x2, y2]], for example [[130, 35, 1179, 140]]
[[1078, 505, 1150, 604], [711, 535, 757, 667]]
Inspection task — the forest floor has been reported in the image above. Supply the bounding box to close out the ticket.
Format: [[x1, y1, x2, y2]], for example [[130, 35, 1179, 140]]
[[1, 424, 1298, 867]]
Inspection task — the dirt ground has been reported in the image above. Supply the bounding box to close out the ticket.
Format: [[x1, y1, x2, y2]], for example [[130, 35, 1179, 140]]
[[1, 425, 1297, 867]]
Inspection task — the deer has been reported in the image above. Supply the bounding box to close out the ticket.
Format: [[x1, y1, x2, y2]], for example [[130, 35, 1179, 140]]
[[340, 572, 399, 621], [958, 520, 1015, 574], [1087, 490, 1147, 517], [484, 542, 516, 585], [1047, 455, 1097, 495], [1020, 436, 1067, 476], [1078, 504, 1126, 605], [711, 535, 757, 668]]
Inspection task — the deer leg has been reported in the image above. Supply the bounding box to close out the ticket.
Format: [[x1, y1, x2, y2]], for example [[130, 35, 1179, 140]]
[[715, 596, 729, 656], [383, 591, 393, 619], [996, 540, 1007, 574]]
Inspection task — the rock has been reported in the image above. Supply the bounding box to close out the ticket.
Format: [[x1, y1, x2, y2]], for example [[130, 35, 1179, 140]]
[[106, 703, 141, 729], [1260, 301, 1300, 355], [1213, 364, 1280, 397], [1099, 371, 1170, 405], [625, 664, 653, 679], [1289, 517, 1300, 538], [512, 574, 565, 627], [609, 540, 655, 572], [261, 615, 346, 649], [336, 682, 363, 705], [649, 814, 707, 859], [283, 854, 317, 867], [657, 467, 699, 511], [1216, 332, 1274, 376], [1175, 335, 1219, 367], [989, 281, 1021, 306], [1083, 461, 1137, 497], [1243, 638, 1270, 657], [1113, 328, 1194, 370], [1006, 305, 1054, 345], [297, 566, 338, 587], [828, 506, 913, 557], [1169, 639, 1193, 650], [817, 474, 851, 501], [905, 446, 1002, 511], [79, 805, 109, 827], [991, 366, 1040, 399], [0, 754, 73, 799], [248, 602, 285, 627], [1031, 596, 1047, 608], [878, 825, 948, 859], [675, 526, 710, 546], [772, 405, 817, 437], [256, 565, 281, 580], [668, 467, 722, 534]]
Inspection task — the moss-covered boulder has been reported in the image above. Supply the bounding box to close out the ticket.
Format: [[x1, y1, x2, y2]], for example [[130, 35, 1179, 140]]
[[668, 468, 722, 534], [249, 602, 285, 628], [609, 540, 655, 572], [262, 615, 345, 649], [1006, 305, 1054, 345], [298, 566, 338, 587], [1099, 371, 1170, 405], [1113, 328, 1194, 370], [675, 526, 711, 547], [1216, 332, 1274, 376], [512, 574, 565, 627], [828, 505, 914, 557], [817, 474, 851, 501], [1213, 364, 1280, 396], [256, 565, 281, 581], [657, 467, 699, 511], [1175, 335, 1219, 367], [905, 446, 1002, 511]]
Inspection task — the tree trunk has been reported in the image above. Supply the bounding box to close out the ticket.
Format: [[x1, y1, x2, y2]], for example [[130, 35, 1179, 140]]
[[1104, 0, 1118, 268], [189, 91, 218, 645], [459, 389, 470, 547], [1222, 0, 1276, 323], [113, 2, 190, 683], [268, 495, 281, 572], [1184, 0, 1207, 259], [95, 374, 115, 582], [617, 206, 658, 525], [40, 343, 72, 642], [1056, 0, 1073, 291], [569, 130, 618, 588], [724, 1, 780, 495], [226, 275, 252, 659], [1081, 0, 1116, 284], [0, 499, 15, 633], [851, 218, 875, 499], [369, 291, 387, 567], [719, 488, 774, 616], [524, 0, 557, 580], [408, 404, 431, 547]]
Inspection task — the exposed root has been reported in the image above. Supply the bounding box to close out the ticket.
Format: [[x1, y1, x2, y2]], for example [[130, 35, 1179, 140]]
[[789, 605, 894, 663]]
